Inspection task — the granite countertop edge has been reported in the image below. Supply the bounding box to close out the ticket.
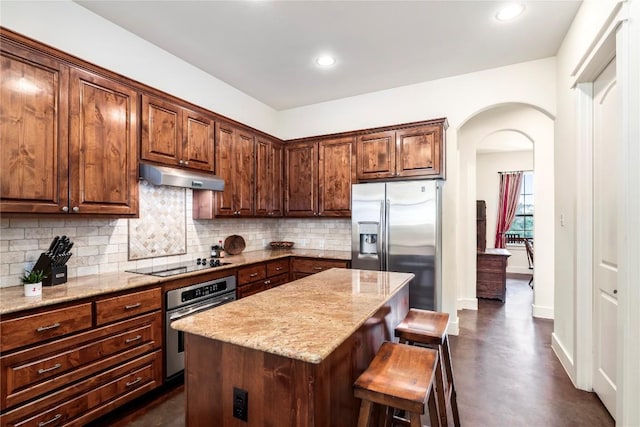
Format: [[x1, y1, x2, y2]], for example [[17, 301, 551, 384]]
[[0, 249, 351, 316]]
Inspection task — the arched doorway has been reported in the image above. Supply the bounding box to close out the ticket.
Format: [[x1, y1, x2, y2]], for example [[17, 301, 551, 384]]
[[455, 103, 554, 318]]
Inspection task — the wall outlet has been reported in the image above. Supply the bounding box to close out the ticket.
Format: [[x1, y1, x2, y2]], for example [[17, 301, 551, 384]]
[[233, 387, 248, 422]]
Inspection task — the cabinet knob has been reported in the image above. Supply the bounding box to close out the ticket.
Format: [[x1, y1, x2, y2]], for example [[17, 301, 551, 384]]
[[179, 160, 184, 165], [613, 289, 618, 295], [61, 206, 69, 212], [184, 160, 189, 165], [72, 206, 79, 213]]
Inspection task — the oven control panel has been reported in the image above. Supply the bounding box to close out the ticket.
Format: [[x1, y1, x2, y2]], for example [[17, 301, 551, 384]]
[[166, 275, 237, 310]]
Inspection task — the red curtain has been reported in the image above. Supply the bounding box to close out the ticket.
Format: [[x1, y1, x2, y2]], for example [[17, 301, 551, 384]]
[[494, 172, 524, 248]]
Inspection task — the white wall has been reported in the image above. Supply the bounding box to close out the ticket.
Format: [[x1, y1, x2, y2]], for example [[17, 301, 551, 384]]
[[0, 0, 279, 136], [458, 105, 554, 317], [476, 150, 534, 275]]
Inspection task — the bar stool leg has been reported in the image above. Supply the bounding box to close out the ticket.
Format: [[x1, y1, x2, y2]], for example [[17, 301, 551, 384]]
[[426, 388, 441, 427], [442, 336, 461, 427], [434, 356, 448, 427], [358, 399, 373, 427]]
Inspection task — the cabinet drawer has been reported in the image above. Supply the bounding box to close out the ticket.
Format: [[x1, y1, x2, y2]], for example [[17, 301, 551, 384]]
[[266, 259, 289, 277], [292, 258, 348, 274], [1, 350, 162, 427], [1, 311, 162, 410], [0, 303, 92, 353], [267, 273, 289, 289], [237, 264, 267, 286], [95, 287, 161, 325], [237, 281, 267, 299], [477, 255, 507, 272]]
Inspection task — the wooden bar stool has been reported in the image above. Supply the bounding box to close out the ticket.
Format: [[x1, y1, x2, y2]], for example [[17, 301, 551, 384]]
[[354, 341, 441, 427], [395, 309, 461, 427]]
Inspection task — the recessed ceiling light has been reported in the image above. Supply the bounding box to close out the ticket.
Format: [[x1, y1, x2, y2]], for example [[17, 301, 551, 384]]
[[496, 3, 525, 21], [316, 55, 336, 67]]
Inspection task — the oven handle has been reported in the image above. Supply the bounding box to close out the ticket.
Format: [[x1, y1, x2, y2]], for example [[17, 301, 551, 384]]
[[169, 295, 235, 322]]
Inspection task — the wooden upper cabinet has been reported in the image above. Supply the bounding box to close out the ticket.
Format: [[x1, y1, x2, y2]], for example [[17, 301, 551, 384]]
[[284, 141, 318, 217], [356, 120, 446, 181], [1, 36, 138, 216], [140, 95, 181, 166], [69, 68, 139, 215], [182, 108, 215, 171], [141, 94, 214, 172], [318, 137, 355, 216], [396, 125, 442, 178], [213, 122, 255, 217], [0, 41, 70, 214], [255, 136, 283, 217], [356, 131, 396, 180]]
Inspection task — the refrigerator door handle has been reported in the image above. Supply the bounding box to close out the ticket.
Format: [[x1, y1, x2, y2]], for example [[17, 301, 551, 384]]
[[379, 201, 385, 271]]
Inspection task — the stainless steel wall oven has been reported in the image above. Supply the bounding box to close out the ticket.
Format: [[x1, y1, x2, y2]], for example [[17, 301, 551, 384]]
[[165, 275, 236, 379]]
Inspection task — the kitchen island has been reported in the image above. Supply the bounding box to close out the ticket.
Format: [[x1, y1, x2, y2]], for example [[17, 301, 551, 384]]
[[171, 268, 413, 426]]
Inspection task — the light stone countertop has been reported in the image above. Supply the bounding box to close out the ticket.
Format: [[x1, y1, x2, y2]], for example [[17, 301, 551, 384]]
[[171, 268, 413, 364], [0, 249, 351, 316]]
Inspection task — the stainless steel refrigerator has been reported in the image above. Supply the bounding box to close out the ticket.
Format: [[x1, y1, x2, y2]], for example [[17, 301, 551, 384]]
[[351, 181, 441, 311]]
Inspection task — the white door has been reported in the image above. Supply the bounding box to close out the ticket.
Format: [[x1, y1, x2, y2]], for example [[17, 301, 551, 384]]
[[592, 57, 618, 417]]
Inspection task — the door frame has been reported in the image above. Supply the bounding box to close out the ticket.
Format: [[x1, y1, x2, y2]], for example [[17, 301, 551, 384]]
[[573, 2, 640, 424]]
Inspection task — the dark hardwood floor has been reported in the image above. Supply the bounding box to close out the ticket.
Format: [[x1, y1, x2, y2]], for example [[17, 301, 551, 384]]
[[107, 277, 613, 426], [450, 277, 614, 426]]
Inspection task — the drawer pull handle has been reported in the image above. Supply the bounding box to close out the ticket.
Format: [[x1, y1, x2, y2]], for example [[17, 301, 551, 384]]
[[264, 280, 271, 285], [36, 322, 61, 332], [275, 267, 282, 271], [126, 377, 142, 388], [125, 335, 142, 344], [38, 363, 62, 374], [313, 267, 323, 270], [38, 414, 62, 427], [125, 302, 142, 310], [249, 273, 259, 278]]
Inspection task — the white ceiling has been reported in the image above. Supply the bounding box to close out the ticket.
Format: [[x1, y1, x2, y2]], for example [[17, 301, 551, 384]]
[[75, 0, 581, 111]]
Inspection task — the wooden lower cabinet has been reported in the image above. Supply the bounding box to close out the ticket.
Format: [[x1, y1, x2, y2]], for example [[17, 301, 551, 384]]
[[477, 249, 511, 301], [236, 259, 291, 299], [0, 287, 162, 427], [291, 258, 349, 280]]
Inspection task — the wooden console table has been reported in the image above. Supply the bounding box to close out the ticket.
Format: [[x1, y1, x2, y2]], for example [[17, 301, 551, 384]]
[[477, 248, 511, 301]]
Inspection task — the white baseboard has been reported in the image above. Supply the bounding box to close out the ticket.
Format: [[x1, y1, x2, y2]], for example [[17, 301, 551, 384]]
[[447, 315, 460, 336], [532, 304, 554, 319], [507, 267, 533, 275], [551, 332, 577, 388], [457, 298, 478, 310]]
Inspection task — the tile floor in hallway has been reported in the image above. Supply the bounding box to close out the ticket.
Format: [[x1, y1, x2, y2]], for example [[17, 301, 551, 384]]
[[97, 277, 614, 427]]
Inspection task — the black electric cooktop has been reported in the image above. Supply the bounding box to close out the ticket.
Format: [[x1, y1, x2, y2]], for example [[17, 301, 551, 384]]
[[126, 259, 231, 277]]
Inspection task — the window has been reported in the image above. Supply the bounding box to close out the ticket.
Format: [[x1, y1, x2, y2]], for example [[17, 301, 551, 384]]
[[507, 171, 534, 240]]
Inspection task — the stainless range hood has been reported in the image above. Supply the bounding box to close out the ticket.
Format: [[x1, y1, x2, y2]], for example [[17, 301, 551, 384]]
[[139, 162, 225, 191]]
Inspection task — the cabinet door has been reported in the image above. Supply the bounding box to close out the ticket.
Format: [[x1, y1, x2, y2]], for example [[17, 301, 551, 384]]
[[140, 94, 181, 167], [271, 142, 284, 217], [234, 129, 255, 216], [0, 42, 70, 214], [396, 125, 443, 178], [182, 108, 214, 172], [356, 131, 396, 180], [255, 137, 283, 217], [69, 68, 139, 215], [318, 137, 355, 217], [285, 142, 317, 217], [255, 137, 271, 217], [215, 123, 235, 217]]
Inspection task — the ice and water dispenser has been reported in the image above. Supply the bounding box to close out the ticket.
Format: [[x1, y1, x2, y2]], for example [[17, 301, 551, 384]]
[[358, 222, 379, 255]]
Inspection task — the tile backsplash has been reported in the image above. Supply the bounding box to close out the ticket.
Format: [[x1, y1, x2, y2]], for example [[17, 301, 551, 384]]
[[0, 187, 351, 287]]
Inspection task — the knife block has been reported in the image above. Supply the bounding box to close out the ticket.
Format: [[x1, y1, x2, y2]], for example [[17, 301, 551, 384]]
[[44, 265, 67, 286], [33, 253, 68, 286]]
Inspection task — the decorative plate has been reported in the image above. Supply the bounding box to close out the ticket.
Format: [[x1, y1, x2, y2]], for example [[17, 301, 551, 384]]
[[224, 235, 246, 255]]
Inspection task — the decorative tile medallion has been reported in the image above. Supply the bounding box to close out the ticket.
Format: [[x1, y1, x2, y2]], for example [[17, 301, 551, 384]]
[[128, 181, 186, 260]]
